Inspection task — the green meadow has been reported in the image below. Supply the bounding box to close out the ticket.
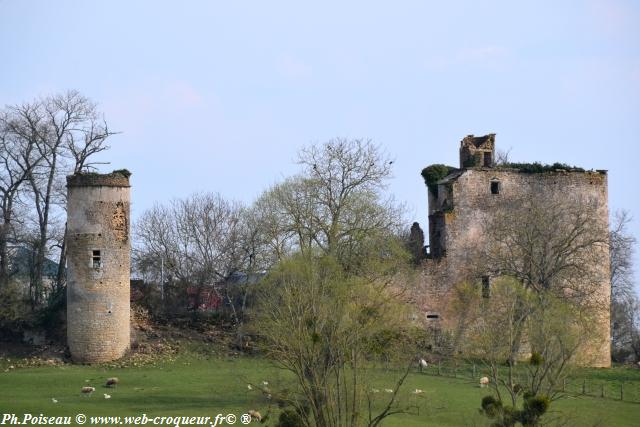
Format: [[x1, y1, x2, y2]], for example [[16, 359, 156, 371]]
[[1, 352, 639, 426]]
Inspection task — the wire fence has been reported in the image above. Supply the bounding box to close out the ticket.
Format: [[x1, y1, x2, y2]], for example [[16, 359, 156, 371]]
[[417, 360, 640, 403]]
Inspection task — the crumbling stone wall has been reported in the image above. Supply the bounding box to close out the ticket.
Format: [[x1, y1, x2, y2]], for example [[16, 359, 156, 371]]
[[459, 134, 495, 168], [66, 173, 131, 363], [420, 139, 611, 367]]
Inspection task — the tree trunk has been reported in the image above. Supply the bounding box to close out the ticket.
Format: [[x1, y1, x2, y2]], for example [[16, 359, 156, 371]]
[[0, 222, 9, 287], [55, 224, 67, 293], [509, 299, 528, 367], [30, 234, 47, 307]]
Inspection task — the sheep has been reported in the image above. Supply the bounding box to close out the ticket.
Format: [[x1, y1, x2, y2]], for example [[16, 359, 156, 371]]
[[81, 386, 95, 396], [248, 410, 262, 422], [480, 377, 489, 388], [419, 358, 428, 372], [106, 377, 119, 388], [104, 394, 111, 399]]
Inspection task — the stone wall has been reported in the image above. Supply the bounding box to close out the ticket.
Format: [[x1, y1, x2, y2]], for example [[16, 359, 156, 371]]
[[67, 172, 131, 188], [422, 167, 611, 367], [66, 176, 131, 363], [459, 134, 495, 168]]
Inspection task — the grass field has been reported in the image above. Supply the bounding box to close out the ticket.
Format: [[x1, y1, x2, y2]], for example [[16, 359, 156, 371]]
[[1, 351, 639, 426]]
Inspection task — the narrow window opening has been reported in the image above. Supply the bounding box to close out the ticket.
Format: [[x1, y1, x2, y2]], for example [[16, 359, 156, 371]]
[[92, 250, 101, 269], [426, 314, 440, 320], [484, 152, 492, 167], [491, 181, 500, 195], [482, 276, 491, 298]]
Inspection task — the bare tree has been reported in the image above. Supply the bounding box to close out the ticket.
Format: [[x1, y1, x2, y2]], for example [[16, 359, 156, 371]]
[[484, 193, 608, 301], [135, 193, 251, 324], [1, 91, 115, 307], [55, 93, 115, 291], [244, 190, 295, 267], [610, 210, 638, 361], [0, 112, 39, 287], [494, 147, 512, 165], [480, 192, 609, 365], [249, 138, 404, 272], [610, 210, 636, 302], [298, 138, 399, 255]]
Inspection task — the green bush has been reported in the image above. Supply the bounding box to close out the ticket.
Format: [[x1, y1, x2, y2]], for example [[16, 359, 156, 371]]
[[529, 352, 544, 366], [481, 395, 503, 418], [421, 164, 456, 197], [276, 409, 306, 427], [523, 394, 550, 416], [481, 393, 551, 427]]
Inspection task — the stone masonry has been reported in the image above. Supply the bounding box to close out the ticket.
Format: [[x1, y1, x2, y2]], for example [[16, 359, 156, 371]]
[[66, 172, 131, 363], [420, 135, 611, 367]]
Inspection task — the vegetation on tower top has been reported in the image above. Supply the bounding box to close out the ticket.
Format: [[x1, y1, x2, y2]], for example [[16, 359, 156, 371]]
[[421, 164, 456, 196], [112, 169, 132, 178], [497, 162, 585, 173]]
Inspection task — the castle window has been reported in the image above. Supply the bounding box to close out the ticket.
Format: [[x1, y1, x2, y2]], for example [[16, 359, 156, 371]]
[[426, 313, 440, 320], [484, 152, 492, 167], [92, 250, 101, 269], [491, 181, 500, 194], [482, 276, 491, 298]]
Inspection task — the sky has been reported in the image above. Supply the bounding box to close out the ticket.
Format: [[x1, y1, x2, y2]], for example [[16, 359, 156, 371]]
[[1, 0, 639, 289]]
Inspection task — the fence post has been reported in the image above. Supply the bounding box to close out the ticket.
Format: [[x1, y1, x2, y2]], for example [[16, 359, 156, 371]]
[[582, 380, 586, 395], [562, 378, 566, 393], [438, 361, 441, 376], [473, 363, 476, 379], [600, 384, 604, 398], [620, 383, 624, 401]]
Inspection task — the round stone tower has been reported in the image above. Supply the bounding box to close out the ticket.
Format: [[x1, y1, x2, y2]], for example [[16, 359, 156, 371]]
[[66, 171, 131, 363]]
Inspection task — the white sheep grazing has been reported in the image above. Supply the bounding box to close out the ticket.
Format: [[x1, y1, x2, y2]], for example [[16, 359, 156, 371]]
[[419, 359, 428, 371], [479, 377, 489, 388], [81, 386, 95, 396], [248, 410, 262, 422]]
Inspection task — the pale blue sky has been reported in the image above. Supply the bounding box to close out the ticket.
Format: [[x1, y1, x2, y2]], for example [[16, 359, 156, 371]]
[[1, 1, 639, 287]]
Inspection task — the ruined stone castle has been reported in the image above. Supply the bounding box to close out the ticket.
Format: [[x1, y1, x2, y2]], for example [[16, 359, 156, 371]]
[[418, 134, 611, 367], [66, 172, 131, 363]]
